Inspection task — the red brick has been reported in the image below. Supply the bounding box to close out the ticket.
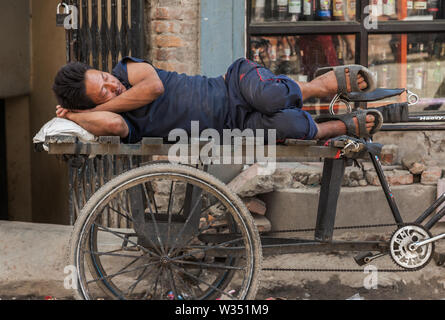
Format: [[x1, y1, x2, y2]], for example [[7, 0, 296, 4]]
[[154, 21, 181, 34], [181, 7, 198, 20], [243, 198, 267, 216], [386, 170, 413, 186], [155, 35, 184, 48], [153, 21, 169, 33], [154, 7, 182, 20], [421, 167, 443, 185], [380, 144, 398, 165], [366, 170, 413, 186]]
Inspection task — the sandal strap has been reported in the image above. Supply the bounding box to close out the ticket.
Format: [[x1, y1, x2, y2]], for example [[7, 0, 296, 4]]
[[315, 109, 383, 139], [355, 110, 368, 138], [341, 113, 357, 137], [345, 65, 365, 93], [314, 64, 377, 96], [334, 68, 348, 94]]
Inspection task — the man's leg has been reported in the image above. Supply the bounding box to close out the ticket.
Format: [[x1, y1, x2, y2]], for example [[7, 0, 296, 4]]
[[243, 108, 318, 141], [243, 108, 377, 141], [236, 59, 304, 115], [237, 60, 369, 114]]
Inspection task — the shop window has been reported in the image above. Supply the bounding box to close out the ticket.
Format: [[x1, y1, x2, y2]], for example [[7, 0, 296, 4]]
[[247, 0, 445, 118]]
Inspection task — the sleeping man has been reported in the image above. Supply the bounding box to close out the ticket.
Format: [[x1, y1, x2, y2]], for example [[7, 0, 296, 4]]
[[53, 56, 382, 144]]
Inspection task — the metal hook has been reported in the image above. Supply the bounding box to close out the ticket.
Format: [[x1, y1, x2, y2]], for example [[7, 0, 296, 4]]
[[406, 90, 419, 106], [329, 94, 353, 115], [57, 2, 70, 14]]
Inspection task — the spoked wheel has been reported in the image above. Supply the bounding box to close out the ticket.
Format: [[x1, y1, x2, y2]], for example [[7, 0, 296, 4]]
[[69, 164, 262, 300]]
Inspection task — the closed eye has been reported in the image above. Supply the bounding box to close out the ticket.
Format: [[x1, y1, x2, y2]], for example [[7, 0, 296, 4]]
[[100, 73, 107, 98]]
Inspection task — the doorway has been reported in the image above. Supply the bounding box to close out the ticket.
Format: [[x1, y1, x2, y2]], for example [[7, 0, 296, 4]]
[[0, 100, 8, 220]]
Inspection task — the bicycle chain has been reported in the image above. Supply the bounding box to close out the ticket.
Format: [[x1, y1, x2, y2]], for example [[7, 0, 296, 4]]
[[260, 222, 417, 273]]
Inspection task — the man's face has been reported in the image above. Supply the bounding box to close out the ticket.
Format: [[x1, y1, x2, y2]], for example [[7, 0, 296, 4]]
[[84, 69, 127, 105]]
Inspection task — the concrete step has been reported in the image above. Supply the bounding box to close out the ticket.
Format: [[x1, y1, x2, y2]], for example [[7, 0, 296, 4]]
[[259, 185, 437, 236], [0, 221, 75, 298]]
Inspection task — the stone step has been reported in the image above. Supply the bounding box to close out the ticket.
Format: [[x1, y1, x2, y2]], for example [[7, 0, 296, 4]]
[[259, 185, 437, 237], [253, 214, 271, 232]]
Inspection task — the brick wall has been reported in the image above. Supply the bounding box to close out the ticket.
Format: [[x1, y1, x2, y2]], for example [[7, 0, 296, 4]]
[[147, 0, 200, 75]]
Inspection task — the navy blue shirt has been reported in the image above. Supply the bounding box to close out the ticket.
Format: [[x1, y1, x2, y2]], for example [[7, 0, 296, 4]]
[[112, 56, 231, 143]]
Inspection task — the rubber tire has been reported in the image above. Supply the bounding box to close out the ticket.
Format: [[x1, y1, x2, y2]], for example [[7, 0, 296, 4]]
[[67, 163, 263, 300]]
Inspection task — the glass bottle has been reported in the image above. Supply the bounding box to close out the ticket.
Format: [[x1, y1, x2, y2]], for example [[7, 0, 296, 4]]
[[298, 50, 309, 82], [282, 43, 292, 74], [346, 0, 356, 21], [316, 0, 332, 20], [427, 0, 440, 19], [332, 0, 345, 20], [383, 0, 397, 19], [253, 0, 266, 22], [268, 38, 279, 73], [407, 0, 414, 16], [289, 0, 302, 21], [337, 40, 345, 65], [370, 0, 383, 17], [276, 0, 290, 21], [302, 0, 315, 20], [265, 0, 276, 21], [414, 42, 427, 96], [253, 48, 261, 63], [414, 0, 428, 16]]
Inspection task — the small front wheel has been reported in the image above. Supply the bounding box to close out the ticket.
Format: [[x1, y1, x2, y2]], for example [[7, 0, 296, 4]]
[[68, 163, 262, 300]]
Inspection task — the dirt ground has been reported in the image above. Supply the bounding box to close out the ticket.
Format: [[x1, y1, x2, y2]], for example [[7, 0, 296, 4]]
[[2, 226, 445, 301]]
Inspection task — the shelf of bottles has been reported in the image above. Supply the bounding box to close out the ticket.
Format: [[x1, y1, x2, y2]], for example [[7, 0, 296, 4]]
[[366, 1, 445, 111], [369, 0, 445, 21], [248, 0, 445, 115], [369, 33, 445, 112], [251, 0, 445, 24], [251, 0, 357, 22]]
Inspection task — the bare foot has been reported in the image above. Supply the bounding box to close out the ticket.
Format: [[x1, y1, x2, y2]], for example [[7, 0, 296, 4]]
[[315, 114, 376, 140], [314, 68, 368, 97], [297, 68, 369, 101]]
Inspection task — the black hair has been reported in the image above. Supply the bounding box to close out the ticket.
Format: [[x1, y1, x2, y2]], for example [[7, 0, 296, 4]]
[[52, 62, 96, 110]]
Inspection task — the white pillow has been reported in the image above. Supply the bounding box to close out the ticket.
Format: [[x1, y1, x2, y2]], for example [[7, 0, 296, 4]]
[[33, 117, 98, 151]]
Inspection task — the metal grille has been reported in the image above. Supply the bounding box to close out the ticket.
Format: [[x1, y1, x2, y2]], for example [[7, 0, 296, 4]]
[[67, 155, 151, 225], [61, 0, 146, 225], [65, 0, 145, 71]]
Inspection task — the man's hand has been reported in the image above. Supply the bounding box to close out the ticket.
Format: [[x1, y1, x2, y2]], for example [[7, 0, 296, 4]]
[[55, 105, 129, 138], [56, 105, 95, 119], [56, 105, 71, 119]]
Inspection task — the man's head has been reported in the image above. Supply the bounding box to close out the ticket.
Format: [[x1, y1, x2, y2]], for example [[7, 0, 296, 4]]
[[53, 62, 127, 110]]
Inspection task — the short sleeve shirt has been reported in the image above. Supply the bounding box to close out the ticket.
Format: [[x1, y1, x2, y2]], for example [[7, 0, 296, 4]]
[[111, 57, 231, 143]]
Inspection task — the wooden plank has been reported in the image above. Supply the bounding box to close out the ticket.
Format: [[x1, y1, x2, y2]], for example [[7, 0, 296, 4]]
[[47, 142, 343, 160]]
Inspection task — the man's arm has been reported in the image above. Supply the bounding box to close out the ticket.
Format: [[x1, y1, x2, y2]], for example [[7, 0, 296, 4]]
[[92, 61, 164, 113], [56, 106, 129, 137]]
